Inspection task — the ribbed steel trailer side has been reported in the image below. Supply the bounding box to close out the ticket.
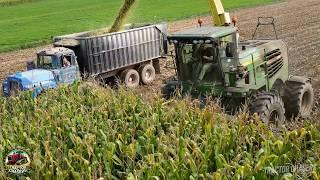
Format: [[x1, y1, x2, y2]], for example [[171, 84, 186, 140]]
[[54, 24, 168, 78]]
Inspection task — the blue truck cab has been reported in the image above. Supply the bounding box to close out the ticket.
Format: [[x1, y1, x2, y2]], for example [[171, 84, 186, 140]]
[[2, 47, 80, 97]]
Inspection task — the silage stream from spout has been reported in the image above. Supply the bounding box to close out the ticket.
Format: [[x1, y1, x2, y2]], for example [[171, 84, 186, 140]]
[[91, 0, 136, 36]]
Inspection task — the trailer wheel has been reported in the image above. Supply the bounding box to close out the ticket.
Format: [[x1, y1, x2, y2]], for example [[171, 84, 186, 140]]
[[121, 69, 140, 88], [138, 64, 156, 85], [283, 78, 314, 118], [249, 92, 285, 126]]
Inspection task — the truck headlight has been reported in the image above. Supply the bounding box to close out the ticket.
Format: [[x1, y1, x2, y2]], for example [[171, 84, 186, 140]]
[[24, 84, 35, 89], [25, 85, 31, 89], [2, 81, 8, 93], [3, 86, 8, 93]]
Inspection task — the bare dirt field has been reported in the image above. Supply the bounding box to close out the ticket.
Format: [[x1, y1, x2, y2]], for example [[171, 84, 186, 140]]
[[1, 0, 320, 117]]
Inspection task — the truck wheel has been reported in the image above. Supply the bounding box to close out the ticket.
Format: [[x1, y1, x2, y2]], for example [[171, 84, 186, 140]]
[[283, 78, 314, 118], [138, 64, 156, 85], [121, 69, 140, 88], [249, 92, 285, 125], [10, 82, 20, 96]]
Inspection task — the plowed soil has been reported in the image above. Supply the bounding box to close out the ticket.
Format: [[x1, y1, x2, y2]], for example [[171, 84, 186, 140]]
[[1, 0, 320, 118]]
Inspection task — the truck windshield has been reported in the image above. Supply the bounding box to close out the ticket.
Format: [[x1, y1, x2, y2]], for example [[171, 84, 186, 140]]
[[37, 55, 60, 69], [176, 42, 222, 83]]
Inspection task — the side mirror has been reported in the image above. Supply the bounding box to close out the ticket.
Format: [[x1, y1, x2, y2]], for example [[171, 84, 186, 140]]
[[26, 60, 35, 70], [71, 56, 77, 65]]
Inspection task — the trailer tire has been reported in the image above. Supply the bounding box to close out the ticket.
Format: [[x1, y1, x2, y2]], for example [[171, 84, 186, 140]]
[[138, 64, 156, 85], [249, 92, 285, 126], [283, 78, 314, 118], [121, 69, 140, 88]]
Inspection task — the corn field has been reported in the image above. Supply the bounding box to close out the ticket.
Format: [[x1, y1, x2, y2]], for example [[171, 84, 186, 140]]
[[0, 82, 319, 179]]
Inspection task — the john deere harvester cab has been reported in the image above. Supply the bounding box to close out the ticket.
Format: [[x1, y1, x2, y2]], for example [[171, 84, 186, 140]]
[[163, 25, 314, 124], [163, 0, 314, 124], [166, 26, 240, 95]]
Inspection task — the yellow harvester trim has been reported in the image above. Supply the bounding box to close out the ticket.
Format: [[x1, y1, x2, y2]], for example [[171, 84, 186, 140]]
[[208, 0, 231, 26]]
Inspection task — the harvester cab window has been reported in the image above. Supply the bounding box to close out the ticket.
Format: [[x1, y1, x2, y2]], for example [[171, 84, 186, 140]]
[[176, 43, 195, 81], [195, 43, 221, 82], [219, 34, 235, 58], [177, 42, 222, 83], [219, 34, 237, 72]]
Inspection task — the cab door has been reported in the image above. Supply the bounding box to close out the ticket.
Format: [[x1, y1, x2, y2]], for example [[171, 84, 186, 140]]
[[59, 55, 79, 84]]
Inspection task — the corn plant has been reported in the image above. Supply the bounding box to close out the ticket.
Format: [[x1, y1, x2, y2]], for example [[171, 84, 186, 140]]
[[0, 82, 319, 179]]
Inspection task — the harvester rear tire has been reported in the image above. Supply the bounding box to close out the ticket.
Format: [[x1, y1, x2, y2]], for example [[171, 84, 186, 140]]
[[249, 92, 285, 125], [138, 64, 155, 85], [283, 78, 314, 118], [121, 69, 140, 88]]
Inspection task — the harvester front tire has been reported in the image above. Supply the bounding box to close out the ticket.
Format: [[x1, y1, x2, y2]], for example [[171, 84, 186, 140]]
[[249, 92, 285, 125], [121, 69, 140, 88], [162, 81, 182, 100], [138, 64, 155, 85], [283, 78, 314, 118]]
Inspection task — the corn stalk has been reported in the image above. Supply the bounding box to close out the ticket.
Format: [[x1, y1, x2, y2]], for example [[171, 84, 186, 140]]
[[0, 82, 319, 179]]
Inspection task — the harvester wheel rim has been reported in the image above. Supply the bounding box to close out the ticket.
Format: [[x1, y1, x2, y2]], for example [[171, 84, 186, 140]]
[[269, 108, 282, 124], [300, 86, 313, 116]]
